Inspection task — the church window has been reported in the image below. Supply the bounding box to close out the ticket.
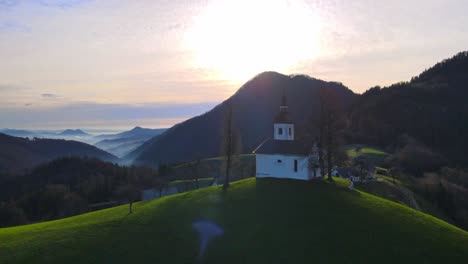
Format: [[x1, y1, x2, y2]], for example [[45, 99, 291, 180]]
[[288, 127, 292, 135], [294, 160, 298, 172], [278, 128, 283, 135]]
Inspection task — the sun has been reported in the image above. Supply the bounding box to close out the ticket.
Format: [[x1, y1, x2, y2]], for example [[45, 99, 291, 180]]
[[184, 0, 322, 83]]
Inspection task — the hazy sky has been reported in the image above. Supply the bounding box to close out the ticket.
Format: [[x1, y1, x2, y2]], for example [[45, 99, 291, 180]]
[[1, 0, 468, 130]]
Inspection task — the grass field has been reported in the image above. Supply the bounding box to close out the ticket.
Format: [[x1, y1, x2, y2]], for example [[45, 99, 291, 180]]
[[346, 145, 389, 166], [171, 154, 255, 182], [346, 146, 388, 157], [376, 173, 404, 185], [356, 180, 410, 206], [1, 178, 467, 264]]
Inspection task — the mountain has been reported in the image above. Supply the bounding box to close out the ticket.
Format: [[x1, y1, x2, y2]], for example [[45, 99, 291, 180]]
[[59, 129, 90, 136], [126, 72, 357, 166], [95, 137, 152, 158], [94, 127, 166, 157], [0, 178, 467, 264], [0, 133, 118, 174], [115, 126, 166, 139], [94, 127, 166, 141], [0, 129, 36, 137], [347, 51, 468, 165], [0, 129, 97, 145]]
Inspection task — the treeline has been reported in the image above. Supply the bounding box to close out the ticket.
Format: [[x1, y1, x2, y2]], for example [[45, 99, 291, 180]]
[[339, 51, 468, 230], [0, 133, 117, 174], [355, 134, 468, 230], [346, 51, 468, 166], [0, 157, 157, 227], [412, 168, 468, 229]]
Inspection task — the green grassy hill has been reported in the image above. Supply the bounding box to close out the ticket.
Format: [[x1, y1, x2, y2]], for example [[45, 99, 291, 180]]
[[1, 178, 467, 264], [345, 144, 389, 166]]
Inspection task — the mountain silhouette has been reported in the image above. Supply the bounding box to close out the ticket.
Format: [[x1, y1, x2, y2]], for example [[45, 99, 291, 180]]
[[126, 72, 356, 166], [94, 127, 166, 157], [59, 129, 90, 136]]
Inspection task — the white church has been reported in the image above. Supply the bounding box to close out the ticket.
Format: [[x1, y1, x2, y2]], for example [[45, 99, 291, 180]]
[[253, 90, 321, 180]]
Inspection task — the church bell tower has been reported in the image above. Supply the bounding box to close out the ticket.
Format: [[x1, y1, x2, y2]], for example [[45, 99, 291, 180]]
[[273, 88, 294, 141]]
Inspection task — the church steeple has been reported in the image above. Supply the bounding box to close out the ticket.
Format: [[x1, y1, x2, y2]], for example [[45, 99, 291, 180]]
[[275, 88, 291, 124], [280, 87, 288, 112], [273, 88, 294, 141]]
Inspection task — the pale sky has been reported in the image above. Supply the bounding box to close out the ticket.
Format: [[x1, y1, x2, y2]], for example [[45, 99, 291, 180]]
[[1, 0, 468, 130]]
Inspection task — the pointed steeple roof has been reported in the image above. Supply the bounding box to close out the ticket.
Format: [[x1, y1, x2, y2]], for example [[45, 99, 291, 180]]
[[274, 87, 292, 124], [281, 87, 287, 106]]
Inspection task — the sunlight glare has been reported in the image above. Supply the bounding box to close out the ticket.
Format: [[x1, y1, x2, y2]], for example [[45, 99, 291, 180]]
[[185, 0, 322, 83]]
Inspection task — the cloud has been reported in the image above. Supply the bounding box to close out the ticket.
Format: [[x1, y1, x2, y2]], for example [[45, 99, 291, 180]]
[[0, 21, 30, 32], [0, 101, 218, 129], [0, 0, 92, 12], [41, 93, 59, 99], [0, 84, 24, 91], [36, 0, 93, 9], [0, 0, 19, 10]]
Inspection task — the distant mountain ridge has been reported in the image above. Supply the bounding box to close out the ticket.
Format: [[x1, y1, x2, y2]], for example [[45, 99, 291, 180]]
[[59, 129, 89, 136], [94, 126, 166, 140], [0, 133, 117, 174], [0, 129, 35, 137], [126, 72, 357, 166], [94, 127, 166, 157]]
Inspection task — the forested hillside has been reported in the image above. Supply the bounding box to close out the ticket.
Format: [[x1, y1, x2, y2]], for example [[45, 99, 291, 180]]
[[346, 51, 468, 230], [0, 157, 155, 227], [347, 51, 468, 166], [0, 133, 118, 174]]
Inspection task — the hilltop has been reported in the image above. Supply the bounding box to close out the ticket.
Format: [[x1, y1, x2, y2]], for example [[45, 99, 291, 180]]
[[127, 72, 356, 165], [1, 178, 467, 264]]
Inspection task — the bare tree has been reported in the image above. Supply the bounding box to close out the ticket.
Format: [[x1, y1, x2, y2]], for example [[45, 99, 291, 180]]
[[221, 101, 240, 190], [318, 92, 326, 179], [308, 142, 320, 177], [115, 185, 140, 214], [318, 87, 344, 181], [189, 158, 201, 189], [353, 155, 368, 180], [156, 163, 171, 197], [326, 107, 334, 181], [154, 176, 168, 197]]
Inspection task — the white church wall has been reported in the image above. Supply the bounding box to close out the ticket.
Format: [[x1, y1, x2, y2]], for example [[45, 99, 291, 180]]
[[273, 123, 294, 140], [256, 154, 309, 180]]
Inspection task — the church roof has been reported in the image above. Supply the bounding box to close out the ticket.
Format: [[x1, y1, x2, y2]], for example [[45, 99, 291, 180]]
[[274, 110, 293, 124], [252, 138, 310, 156]]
